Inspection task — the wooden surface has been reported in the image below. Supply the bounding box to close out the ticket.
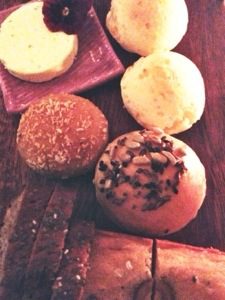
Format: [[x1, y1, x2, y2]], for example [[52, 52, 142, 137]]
[[0, 0, 225, 252]]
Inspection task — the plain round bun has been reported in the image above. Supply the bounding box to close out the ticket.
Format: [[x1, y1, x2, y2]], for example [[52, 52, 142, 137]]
[[121, 51, 205, 134], [17, 93, 108, 178], [106, 0, 188, 56], [94, 128, 206, 236], [0, 2, 78, 82]]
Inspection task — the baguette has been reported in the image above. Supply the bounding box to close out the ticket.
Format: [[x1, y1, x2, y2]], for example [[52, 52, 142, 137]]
[[154, 239, 225, 300], [82, 230, 153, 300], [22, 184, 77, 300]]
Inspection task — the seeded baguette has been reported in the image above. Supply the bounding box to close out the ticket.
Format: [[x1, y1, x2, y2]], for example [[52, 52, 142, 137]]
[[22, 183, 77, 300], [0, 2, 78, 82], [51, 221, 95, 300]]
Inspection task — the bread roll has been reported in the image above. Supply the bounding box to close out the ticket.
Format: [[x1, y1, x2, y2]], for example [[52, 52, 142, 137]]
[[82, 230, 153, 300], [106, 0, 188, 56], [121, 51, 205, 134], [17, 93, 108, 178], [0, 2, 78, 82], [94, 128, 206, 236], [155, 239, 225, 299]]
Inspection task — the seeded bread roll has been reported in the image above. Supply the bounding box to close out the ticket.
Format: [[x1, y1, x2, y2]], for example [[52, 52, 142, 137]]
[[106, 0, 188, 56], [0, 2, 78, 82], [121, 51, 205, 134], [94, 128, 206, 236], [17, 93, 108, 178]]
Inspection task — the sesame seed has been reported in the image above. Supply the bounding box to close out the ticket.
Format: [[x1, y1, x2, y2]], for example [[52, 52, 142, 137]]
[[75, 274, 81, 281], [56, 276, 63, 281], [64, 249, 69, 255], [126, 260, 133, 270]]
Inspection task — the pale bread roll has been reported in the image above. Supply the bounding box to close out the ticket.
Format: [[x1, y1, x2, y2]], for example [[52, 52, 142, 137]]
[[0, 2, 78, 82], [94, 129, 206, 236], [121, 51, 205, 134], [106, 0, 188, 56]]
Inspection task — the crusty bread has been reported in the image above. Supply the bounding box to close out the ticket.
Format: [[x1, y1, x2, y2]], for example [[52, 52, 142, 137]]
[[0, 178, 55, 300], [94, 128, 206, 236], [17, 93, 108, 178], [121, 51, 205, 134], [51, 221, 95, 300], [22, 184, 76, 300], [82, 230, 153, 300], [106, 0, 188, 56], [155, 239, 225, 299], [0, 2, 78, 82]]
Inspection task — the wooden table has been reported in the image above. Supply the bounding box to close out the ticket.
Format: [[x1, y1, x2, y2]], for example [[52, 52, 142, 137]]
[[0, 0, 225, 254]]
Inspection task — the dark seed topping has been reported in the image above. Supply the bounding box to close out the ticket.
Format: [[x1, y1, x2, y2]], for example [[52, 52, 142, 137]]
[[151, 159, 165, 173], [166, 179, 171, 186], [122, 161, 129, 168], [99, 160, 107, 172], [144, 182, 157, 189], [192, 276, 198, 283], [117, 137, 127, 146]]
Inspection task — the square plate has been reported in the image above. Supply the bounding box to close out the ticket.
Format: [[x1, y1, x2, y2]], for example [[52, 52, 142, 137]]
[[0, 3, 124, 114]]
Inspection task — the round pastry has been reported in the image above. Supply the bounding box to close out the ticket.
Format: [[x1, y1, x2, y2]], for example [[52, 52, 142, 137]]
[[0, 2, 78, 82], [94, 128, 206, 236], [17, 93, 108, 178], [106, 0, 188, 56], [121, 51, 205, 134]]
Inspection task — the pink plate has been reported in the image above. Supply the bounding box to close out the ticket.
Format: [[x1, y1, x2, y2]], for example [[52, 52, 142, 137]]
[[0, 4, 124, 114]]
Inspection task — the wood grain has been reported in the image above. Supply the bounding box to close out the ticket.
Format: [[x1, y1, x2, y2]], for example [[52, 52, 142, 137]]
[[0, 0, 225, 259]]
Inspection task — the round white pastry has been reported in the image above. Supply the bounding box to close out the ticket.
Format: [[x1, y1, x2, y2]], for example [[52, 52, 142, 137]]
[[106, 0, 188, 56], [121, 51, 205, 134], [0, 2, 78, 82]]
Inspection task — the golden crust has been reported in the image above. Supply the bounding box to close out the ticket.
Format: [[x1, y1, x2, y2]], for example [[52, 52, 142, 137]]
[[17, 93, 108, 178], [155, 239, 225, 299], [83, 230, 153, 300]]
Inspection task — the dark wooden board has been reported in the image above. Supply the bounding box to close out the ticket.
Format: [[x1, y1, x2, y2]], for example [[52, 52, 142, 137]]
[[0, 0, 225, 255]]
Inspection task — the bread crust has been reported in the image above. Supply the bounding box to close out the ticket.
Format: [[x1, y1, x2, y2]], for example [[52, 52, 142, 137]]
[[94, 129, 206, 236], [17, 93, 108, 178], [121, 52, 205, 134], [106, 0, 188, 56], [154, 239, 225, 299], [82, 230, 153, 300]]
